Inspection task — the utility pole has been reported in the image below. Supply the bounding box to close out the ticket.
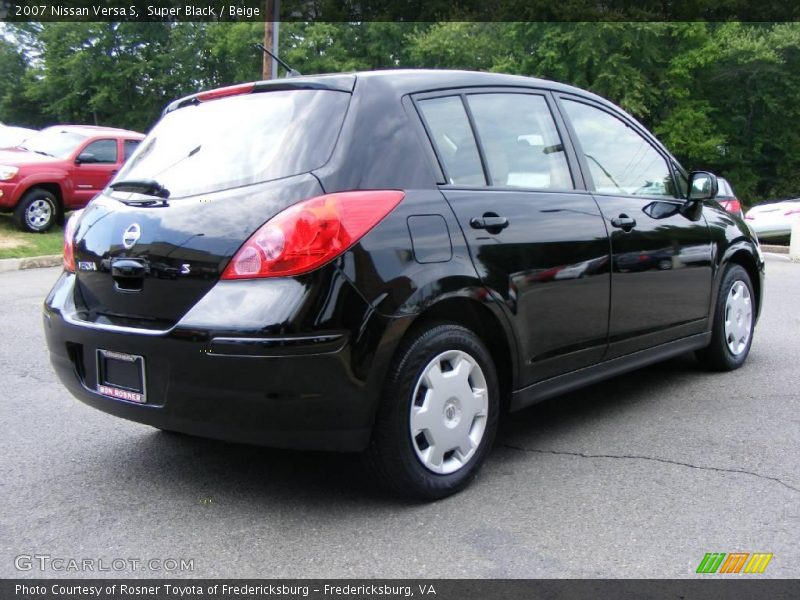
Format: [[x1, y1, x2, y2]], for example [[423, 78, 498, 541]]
[[262, 0, 280, 80]]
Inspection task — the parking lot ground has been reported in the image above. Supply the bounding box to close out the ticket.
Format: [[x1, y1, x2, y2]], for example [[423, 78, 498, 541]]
[[1, 255, 798, 578]]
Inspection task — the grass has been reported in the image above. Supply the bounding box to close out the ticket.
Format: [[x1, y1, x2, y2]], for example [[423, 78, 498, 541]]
[[0, 213, 66, 259]]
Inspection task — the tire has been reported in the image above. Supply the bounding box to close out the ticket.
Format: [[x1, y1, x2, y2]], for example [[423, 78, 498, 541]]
[[13, 188, 59, 233], [696, 264, 755, 371], [364, 323, 499, 500]]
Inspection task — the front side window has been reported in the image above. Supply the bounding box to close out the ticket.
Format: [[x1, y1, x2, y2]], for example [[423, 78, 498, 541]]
[[82, 139, 118, 164], [562, 99, 677, 198], [673, 162, 689, 198], [467, 93, 573, 189], [417, 96, 485, 186]]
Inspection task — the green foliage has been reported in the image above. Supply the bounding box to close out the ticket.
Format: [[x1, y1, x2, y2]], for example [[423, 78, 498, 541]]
[[1, 21, 799, 202]]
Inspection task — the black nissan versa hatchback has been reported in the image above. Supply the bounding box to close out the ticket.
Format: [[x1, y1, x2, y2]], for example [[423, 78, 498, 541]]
[[44, 70, 764, 499]]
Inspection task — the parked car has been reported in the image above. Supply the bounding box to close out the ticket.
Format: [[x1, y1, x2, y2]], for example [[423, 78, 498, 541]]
[[0, 125, 144, 232], [715, 177, 744, 217], [744, 199, 800, 240], [0, 124, 37, 149], [44, 71, 763, 499]]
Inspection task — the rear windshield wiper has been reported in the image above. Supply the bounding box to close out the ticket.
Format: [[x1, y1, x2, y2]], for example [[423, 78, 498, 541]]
[[109, 179, 171, 199]]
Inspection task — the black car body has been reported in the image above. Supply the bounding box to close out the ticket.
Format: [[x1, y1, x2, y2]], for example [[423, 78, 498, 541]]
[[44, 70, 764, 498]]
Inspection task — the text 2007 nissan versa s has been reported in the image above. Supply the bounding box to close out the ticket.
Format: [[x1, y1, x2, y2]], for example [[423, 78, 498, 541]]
[[44, 71, 764, 499]]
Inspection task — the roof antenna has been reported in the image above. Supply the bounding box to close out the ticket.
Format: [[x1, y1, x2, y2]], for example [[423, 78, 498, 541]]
[[255, 44, 302, 77]]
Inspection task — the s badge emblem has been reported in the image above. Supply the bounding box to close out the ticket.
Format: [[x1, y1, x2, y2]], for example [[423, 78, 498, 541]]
[[122, 223, 141, 249]]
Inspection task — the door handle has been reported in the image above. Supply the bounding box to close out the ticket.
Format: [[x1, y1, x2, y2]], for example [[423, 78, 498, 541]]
[[470, 215, 509, 232], [611, 214, 637, 231]]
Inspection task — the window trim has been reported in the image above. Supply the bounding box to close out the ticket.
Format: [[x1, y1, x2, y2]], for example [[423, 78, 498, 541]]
[[554, 93, 684, 203], [412, 86, 586, 193]]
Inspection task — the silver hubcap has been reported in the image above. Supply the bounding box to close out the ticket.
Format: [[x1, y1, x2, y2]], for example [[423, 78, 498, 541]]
[[26, 198, 53, 229], [409, 350, 489, 475], [724, 280, 752, 356]]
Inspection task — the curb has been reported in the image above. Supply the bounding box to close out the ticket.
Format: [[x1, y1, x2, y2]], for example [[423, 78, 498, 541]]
[[0, 254, 62, 274], [761, 244, 789, 255]]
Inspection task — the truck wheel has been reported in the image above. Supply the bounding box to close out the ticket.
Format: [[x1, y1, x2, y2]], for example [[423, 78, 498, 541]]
[[13, 189, 59, 233]]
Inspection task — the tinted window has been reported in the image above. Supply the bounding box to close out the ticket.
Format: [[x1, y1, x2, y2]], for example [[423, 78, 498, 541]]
[[418, 96, 484, 186], [114, 90, 350, 198], [123, 139, 140, 161], [467, 93, 573, 189], [82, 139, 118, 163], [562, 99, 677, 198]]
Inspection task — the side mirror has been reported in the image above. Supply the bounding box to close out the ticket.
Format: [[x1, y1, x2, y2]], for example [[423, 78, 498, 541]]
[[75, 152, 97, 164], [687, 171, 718, 201]]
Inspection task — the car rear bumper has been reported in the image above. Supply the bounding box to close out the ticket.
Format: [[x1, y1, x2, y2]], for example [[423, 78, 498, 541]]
[[43, 271, 406, 452]]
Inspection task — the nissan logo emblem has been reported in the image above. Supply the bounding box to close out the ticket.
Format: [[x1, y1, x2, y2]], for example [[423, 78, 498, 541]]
[[122, 223, 141, 249]]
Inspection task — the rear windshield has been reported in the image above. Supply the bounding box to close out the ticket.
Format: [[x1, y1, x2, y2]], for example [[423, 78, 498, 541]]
[[112, 89, 350, 198]]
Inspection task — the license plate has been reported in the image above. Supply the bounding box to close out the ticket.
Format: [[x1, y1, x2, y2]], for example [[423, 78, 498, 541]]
[[96, 349, 146, 404]]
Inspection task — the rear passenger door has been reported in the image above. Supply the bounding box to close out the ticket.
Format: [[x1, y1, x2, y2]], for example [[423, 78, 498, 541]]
[[556, 95, 713, 358], [415, 90, 611, 386]]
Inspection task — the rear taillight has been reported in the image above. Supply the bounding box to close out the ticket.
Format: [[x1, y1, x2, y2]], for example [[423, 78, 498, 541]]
[[63, 212, 80, 272], [722, 199, 741, 213], [221, 191, 405, 280]]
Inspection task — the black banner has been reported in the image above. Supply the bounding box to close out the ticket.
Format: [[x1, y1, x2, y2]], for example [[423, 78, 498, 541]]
[[2, 0, 800, 22], [4, 580, 800, 600]]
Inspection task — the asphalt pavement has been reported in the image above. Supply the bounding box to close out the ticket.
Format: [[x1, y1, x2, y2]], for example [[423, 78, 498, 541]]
[[1, 255, 798, 578]]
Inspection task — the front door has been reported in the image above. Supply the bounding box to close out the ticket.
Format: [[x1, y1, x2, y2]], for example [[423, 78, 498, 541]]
[[69, 138, 120, 207], [415, 91, 611, 386], [558, 96, 713, 358]]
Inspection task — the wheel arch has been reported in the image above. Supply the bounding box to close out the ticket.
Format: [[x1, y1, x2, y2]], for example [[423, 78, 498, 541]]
[[19, 182, 65, 218], [723, 246, 763, 320], [400, 295, 518, 413]]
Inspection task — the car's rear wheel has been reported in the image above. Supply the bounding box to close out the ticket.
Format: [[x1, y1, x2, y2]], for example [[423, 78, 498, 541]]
[[13, 188, 59, 233], [365, 323, 499, 500], [696, 264, 755, 371]]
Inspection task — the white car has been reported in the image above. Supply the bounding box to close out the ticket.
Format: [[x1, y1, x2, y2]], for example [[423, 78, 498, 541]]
[[744, 199, 800, 240], [0, 125, 37, 149]]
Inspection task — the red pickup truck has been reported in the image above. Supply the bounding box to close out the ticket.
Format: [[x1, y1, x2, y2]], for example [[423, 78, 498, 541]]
[[0, 125, 144, 232]]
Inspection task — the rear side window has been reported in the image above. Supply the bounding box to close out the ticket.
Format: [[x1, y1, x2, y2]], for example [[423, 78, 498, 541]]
[[82, 139, 118, 164], [417, 96, 485, 186], [467, 93, 573, 189], [114, 90, 350, 198], [562, 99, 678, 198], [123, 139, 140, 161]]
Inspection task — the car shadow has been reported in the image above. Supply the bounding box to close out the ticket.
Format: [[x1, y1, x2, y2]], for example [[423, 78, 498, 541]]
[[94, 353, 705, 508]]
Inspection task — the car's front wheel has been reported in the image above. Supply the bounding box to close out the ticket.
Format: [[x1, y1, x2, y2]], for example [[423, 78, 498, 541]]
[[696, 264, 756, 371], [365, 323, 499, 500], [13, 188, 59, 233]]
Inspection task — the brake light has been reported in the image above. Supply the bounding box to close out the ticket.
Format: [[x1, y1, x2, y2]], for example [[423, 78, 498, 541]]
[[197, 82, 255, 102], [221, 191, 405, 280], [722, 199, 741, 213], [63, 212, 80, 272]]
